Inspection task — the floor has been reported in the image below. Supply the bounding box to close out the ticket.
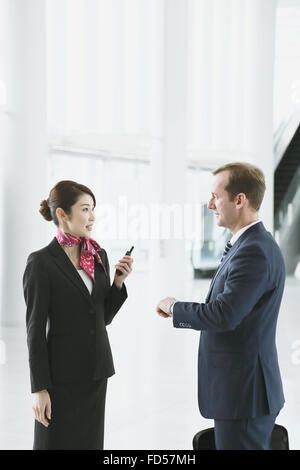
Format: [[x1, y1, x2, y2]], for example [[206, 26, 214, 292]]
[[0, 273, 299, 450]]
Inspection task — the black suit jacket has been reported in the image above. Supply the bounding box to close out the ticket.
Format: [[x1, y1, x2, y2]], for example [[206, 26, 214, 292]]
[[23, 237, 128, 393]]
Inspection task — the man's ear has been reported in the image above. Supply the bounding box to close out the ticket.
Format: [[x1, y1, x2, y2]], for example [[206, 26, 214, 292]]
[[235, 193, 247, 208]]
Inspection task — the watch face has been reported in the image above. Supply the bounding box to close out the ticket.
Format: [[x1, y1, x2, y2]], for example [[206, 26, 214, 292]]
[[166, 299, 176, 315]]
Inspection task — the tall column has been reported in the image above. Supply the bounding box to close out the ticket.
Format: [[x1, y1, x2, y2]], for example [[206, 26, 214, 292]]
[[245, 0, 277, 231], [188, 0, 277, 232], [0, 0, 48, 326], [149, 0, 188, 304], [146, 0, 193, 429]]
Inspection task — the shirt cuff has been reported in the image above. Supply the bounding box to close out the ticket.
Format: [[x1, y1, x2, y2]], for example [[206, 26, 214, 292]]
[[169, 300, 177, 317]]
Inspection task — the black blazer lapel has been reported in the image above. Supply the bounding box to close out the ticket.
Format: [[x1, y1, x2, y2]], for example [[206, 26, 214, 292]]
[[90, 251, 108, 301], [47, 237, 102, 307]]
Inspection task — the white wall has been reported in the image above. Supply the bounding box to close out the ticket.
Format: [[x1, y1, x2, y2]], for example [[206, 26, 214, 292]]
[[0, 0, 48, 326]]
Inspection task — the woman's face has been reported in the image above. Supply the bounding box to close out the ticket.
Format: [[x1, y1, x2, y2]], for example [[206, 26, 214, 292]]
[[57, 193, 95, 238]]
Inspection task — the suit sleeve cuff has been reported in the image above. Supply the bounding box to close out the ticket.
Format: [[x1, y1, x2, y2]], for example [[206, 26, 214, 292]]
[[112, 281, 128, 298]]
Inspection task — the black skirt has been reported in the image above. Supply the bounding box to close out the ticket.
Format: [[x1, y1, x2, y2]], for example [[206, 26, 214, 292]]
[[33, 378, 108, 450]]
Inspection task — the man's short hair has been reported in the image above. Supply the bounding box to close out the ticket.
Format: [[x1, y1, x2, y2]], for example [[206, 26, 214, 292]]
[[213, 162, 266, 211]]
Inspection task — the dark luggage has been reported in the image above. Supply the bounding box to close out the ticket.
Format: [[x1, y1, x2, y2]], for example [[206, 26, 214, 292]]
[[192, 424, 289, 450]]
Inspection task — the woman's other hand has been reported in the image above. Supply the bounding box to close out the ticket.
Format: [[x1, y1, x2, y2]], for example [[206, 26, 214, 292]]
[[32, 390, 51, 427]]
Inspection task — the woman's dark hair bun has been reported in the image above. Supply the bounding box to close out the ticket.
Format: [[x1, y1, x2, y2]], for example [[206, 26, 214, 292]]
[[39, 199, 53, 221], [40, 180, 96, 227]]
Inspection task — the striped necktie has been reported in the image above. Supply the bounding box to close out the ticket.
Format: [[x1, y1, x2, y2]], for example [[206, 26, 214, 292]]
[[220, 241, 232, 263]]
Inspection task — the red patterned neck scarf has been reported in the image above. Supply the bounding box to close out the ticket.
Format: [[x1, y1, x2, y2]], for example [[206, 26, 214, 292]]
[[56, 229, 107, 281]]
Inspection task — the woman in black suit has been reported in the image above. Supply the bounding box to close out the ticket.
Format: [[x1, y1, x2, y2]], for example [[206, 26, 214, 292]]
[[22, 180, 133, 450]]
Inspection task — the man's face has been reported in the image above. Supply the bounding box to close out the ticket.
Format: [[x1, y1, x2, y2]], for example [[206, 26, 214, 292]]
[[207, 171, 238, 230]]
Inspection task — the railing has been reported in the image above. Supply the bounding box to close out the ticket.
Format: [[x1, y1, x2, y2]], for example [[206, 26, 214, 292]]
[[273, 108, 300, 245], [273, 109, 300, 169], [274, 166, 300, 242]]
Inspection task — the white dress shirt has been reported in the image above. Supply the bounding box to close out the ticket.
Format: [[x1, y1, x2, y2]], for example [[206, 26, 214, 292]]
[[229, 219, 261, 245], [77, 268, 93, 294]]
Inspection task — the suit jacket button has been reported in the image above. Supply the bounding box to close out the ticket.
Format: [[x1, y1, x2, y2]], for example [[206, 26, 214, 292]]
[[90, 329, 95, 335], [90, 308, 95, 315]]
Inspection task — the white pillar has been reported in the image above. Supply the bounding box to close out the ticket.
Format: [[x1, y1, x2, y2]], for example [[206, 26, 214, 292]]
[[244, 0, 277, 232], [147, 1, 194, 425], [188, 0, 277, 232], [149, 0, 188, 304], [0, 0, 48, 326]]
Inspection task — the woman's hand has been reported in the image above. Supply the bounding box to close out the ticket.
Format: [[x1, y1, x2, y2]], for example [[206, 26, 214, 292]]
[[32, 390, 51, 427], [113, 255, 134, 289]]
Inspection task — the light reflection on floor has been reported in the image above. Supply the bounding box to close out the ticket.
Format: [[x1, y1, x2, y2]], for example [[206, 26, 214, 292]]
[[0, 275, 299, 450]]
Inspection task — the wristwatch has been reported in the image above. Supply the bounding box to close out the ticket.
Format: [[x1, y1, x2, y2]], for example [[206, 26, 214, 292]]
[[166, 298, 177, 317]]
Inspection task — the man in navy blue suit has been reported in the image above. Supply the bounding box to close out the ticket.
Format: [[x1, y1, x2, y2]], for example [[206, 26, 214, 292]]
[[157, 162, 285, 450]]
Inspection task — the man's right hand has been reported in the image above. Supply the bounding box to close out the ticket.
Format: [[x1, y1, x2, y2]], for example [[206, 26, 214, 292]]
[[32, 390, 51, 427]]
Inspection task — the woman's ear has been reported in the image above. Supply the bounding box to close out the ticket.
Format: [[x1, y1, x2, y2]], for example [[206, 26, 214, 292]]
[[56, 207, 65, 222]]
